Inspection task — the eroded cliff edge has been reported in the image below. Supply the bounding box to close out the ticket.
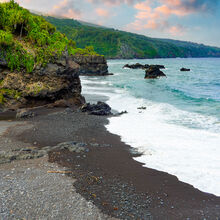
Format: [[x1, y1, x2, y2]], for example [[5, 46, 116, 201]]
[[72, 55, 110, 76], [0, 1, 110, 111], [0, 55, 83, 109], [0, 53, 111, 110]]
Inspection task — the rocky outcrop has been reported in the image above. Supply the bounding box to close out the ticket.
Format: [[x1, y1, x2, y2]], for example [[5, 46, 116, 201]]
[[72, 55, 112, 76], [123, 63, 165, 70], [151, 65, 165, 69], [123, 63, 149, 69], [180, 68, 190, 71], [123, 63, 166, 79], [0, 56, 85, 110], [145, 66, 166, 79], [137, 106, 146, 110], [81, 101, 112, 116]]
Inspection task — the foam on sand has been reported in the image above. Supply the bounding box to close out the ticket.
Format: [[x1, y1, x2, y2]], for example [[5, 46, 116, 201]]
[[106, 91, 220, 196]]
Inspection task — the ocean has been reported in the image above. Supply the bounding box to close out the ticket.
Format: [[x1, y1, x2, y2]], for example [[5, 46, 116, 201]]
[[81, 58, 220, 196]]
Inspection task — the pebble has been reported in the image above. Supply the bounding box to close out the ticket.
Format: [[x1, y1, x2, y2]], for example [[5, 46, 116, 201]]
[[0, 158, 112, 219]]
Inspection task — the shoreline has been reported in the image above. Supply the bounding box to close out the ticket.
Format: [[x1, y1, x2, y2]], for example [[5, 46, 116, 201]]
[[82, 60, 220, 198], [47, 111, 220, 219], [1, 3, 219, 218], [106, 57, 220, 60], [1, 107, 219, 219]]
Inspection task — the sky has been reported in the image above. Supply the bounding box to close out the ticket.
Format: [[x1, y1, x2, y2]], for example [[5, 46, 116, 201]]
[[1, 0, 220, 47]]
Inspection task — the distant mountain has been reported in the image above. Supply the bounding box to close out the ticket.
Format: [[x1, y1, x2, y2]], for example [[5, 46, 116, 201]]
[[44, 16, 220, 59]]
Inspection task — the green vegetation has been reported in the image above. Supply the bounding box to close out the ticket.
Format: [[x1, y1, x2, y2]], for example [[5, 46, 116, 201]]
[[0, 88, 21, 104], [45, 16, 220, 59], [0, 78, 20, 105], [0, 1, 98, 73]]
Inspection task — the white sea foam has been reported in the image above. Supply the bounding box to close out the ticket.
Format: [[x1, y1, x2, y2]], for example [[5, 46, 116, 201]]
[[81, 77, 220, 196]]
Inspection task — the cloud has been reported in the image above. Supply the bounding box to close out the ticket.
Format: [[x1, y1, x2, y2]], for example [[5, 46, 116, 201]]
[[129, 0, 188, 34], [87, 0, 141, 6], [127, 0, 219, 36], [95, 8, 110, 17], [159, 0, 219, 13], [179, 0, 219, 13], [168, 24, 185, 36], [49, 0, 81, 19]]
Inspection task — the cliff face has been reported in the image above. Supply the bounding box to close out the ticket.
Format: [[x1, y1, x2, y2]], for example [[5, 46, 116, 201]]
[[0, 56, 85, 110], [0, 1, 111, 111], [72, 55, 110, 76]]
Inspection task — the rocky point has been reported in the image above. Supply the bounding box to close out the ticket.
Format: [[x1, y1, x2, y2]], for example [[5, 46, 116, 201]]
[[0, 55, 86, 110]]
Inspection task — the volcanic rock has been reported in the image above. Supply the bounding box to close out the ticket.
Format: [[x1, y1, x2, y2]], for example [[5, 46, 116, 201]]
[[0, 56, 85, 110], [145, 66, 166, 79], [72, 55, 111, 76], [123, 63, 149, 69], [123, 63, 165, 70], [81, 101, 112, 116], [180, 68, 190, 71]]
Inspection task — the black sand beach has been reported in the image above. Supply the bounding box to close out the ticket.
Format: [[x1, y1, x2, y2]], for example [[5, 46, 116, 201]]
[[1, 2, 219, 218], [1, 107, 219, 219]]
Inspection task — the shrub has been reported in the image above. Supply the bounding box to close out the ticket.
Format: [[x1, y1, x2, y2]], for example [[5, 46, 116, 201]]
[[0, 0, 98, 72]]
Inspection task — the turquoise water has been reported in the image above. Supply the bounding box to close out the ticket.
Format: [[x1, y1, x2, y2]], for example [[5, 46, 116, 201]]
[[81, 58, 220, 196], [108, 58, 220, 122]]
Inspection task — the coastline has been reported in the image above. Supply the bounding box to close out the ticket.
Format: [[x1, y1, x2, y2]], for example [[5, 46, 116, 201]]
[[106, 57, 220, 60], [46, 111, 220, 219], [85, 58, 220, 196], [1, 3, 219, 218], [1, 106, 219, 219]]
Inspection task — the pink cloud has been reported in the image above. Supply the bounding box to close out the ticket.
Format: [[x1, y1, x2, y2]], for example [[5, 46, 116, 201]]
[[134, 1, 151, 11], [49, 0, 81, 19], [155, 4, 190, 16], [144, 20, 159, 29], [169, 25, 185, 36], [127, 0, 191, 36], [95, 8, 110, 17], [160, 0, 182, 7], [87, 0, 140, 7]]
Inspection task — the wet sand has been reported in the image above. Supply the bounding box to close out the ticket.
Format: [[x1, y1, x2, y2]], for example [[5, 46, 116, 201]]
[[12, 109, 220, 219]]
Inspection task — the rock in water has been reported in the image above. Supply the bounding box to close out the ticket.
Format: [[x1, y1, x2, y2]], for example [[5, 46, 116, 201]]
[[150, 65, 165, 69], [180, 68, 190, 71], [137, 106, 146, 110], [123, 63, 165, 70], [0, 56, 85, 110], [114, 111, 128, 116], [81, 101, 112, 116], [123, 63, 149, 69], [145, 66, 166, 79], [72, 55, 111, 76]]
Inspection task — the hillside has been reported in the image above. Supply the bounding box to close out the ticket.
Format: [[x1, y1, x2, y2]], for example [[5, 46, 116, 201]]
[[45, 16, 220, 59], [0, 1, 98, 73], [0, 1, 101, 108]]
